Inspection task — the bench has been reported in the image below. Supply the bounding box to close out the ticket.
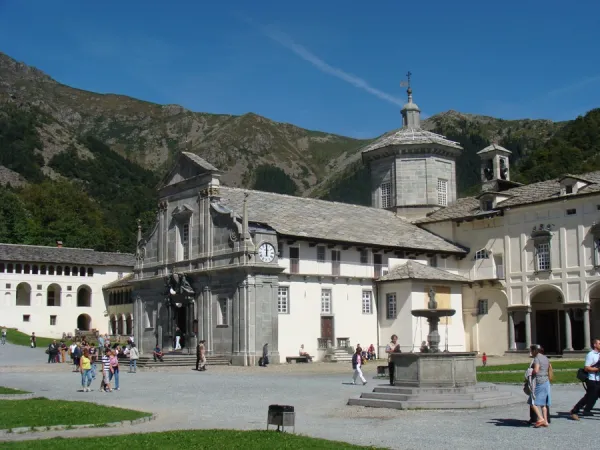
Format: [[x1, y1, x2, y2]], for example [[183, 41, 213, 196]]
[[377, 365, 390, 377], [286, 356, 309, 364]]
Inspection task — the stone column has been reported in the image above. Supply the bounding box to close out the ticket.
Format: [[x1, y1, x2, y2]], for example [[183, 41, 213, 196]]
[[525, 309, 532, 348], [564, 308, 573, 351], [508, 311, 516, 351], [583, 305, 591, 350]]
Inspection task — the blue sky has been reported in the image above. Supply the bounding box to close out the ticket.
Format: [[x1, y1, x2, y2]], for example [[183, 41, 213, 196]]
[[0, 0, 599, 138]]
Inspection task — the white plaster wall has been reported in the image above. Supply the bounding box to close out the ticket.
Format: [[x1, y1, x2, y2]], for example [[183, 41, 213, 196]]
[[462, 286, 508, 355], [277, 278, 378, 361], [378, 281, 413, 355], [0, 266, 130, 338]]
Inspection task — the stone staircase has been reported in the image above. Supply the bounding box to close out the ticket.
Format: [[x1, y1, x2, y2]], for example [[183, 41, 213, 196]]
[[324, 347, 353, 363], [136, 352, 230, 368], [348, 383, 523, 409]]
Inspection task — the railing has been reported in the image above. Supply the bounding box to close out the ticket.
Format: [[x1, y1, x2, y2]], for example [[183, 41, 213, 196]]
[[336, 337, 350, 348], [317, 338, 332, 350], [279, 258, 377, 278]]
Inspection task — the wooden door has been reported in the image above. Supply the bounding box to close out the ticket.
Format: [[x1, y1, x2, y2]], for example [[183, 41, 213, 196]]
[[320, 316, 334, 342]]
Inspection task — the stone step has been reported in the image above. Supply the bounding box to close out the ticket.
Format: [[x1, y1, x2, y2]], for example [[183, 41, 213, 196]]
[[348, 393, 522, 410], [136, 354, 230, 368], [372, 385, 498, 395], [360, 391, 510, 402]]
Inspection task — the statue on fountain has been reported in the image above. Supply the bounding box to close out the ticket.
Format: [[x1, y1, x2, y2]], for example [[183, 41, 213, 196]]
[[427, 287, 437, 310]]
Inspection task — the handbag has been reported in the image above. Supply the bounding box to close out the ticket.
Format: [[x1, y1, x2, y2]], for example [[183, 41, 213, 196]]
[[523, 380, 531, 396], [576, 368, 588, 383], [548, 364, 554, 383]]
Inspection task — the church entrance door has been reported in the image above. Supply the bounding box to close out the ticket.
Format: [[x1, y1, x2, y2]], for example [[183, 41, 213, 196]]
[[320, 316, 334, 346], [174, 304, 187, 349]]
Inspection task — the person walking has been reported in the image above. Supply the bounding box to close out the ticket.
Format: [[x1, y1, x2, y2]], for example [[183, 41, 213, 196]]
[[526, 344, 551, 427], [100, 349, 112, 392], [174, 327, 182, 350], [79, 348, 93, 392], [260, 343, 270, 367], [30, 332, 36, 348], [1, 328, 6, 345], [109, 348, 120, 390], [352, 347, 367, 385], [385, 335, 400, 386], [129, 343, 139, 373], [196, 340, 206, 371], [570, 338, 600, 420]]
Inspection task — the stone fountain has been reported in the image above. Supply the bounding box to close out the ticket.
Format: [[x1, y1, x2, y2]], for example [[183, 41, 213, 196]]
[[348, 287, 522, 410]]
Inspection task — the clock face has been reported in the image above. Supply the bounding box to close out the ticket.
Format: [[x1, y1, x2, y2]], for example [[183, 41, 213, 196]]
[[258, 242, 276, 263]]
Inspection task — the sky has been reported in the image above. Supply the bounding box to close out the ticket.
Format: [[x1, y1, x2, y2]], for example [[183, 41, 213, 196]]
[[0, 0, 599, 138]]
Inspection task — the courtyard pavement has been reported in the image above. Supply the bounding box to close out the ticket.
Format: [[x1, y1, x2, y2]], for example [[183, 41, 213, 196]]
[[0, 342, 598, 449]]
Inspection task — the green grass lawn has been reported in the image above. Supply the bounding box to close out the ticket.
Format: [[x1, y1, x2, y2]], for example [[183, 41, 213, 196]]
[[0, 327, 73, 348], [478, 370, 582, 384], [0, 387, 30, 395], [0, 398, 151, 429], [0, 430, 375, 449], [477, 360, 583, 372]]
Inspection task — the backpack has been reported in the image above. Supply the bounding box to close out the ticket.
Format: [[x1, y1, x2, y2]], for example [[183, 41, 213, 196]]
[[576, 368, 588, 383]]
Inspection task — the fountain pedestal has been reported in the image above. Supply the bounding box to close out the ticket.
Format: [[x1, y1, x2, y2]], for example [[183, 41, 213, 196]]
[[390, 351, 477, 388]]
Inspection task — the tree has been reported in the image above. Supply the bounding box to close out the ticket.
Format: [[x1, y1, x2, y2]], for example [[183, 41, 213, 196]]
[[252, 165, 298, 195]]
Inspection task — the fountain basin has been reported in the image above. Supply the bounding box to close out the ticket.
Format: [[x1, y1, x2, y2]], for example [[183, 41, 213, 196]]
[[411, 308, 456, 319], [391, 352, 477, 387]]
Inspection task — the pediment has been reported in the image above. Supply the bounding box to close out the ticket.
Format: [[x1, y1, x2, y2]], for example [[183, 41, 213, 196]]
[[171, 204, 194, 220], [160, 152, 221, 188]]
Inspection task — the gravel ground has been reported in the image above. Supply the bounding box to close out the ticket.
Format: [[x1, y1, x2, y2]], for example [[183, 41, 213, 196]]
[[1, 343, 598, 449]]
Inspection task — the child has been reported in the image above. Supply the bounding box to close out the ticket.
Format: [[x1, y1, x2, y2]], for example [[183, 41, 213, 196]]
[[352, 347, 367, 385], [482, 352, 487, 367]]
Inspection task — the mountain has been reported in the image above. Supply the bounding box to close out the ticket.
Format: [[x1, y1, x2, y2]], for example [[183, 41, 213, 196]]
[[0, 50, 597, 252]]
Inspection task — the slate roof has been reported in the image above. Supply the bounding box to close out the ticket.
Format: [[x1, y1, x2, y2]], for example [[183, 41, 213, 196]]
[[362, 127, 462, 154], [218, 187, 466, 254], [477, 143, 512, 155], [103, 273, 134, 290], [417, 170, 600, 224], [377, 260, 468, 283], [181, 152, 220, 172], [0, 244, 135, 267]]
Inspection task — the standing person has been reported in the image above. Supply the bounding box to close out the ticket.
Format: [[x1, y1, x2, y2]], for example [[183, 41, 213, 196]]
[[174, 327, 182, 350], [100, 349, 112, 392], [570, 338, 600, 420], [60, 341, 67, 363], [128, 343, 139, 373], [385, 335, 400, 386], [79, 349, 93, 392], [1, 328, 6, 345], [196, 340, 206, 371], [352, 347, 367, 385], [30, 332, 36, 348], [109, 348, 120, 391], [98, 334, 105, 356], [527, 344, 551, 427], [260, 343, 270, 367], [482, 353, 487, 367], [47, 340, 58, 364]]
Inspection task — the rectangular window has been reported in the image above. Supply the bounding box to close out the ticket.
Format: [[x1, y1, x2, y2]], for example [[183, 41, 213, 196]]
[[362, 291, 372, 314], [217, 298, 228, 326], [277, 287, 289, 314], [477, 299, 489, 315], [317, 246, 326, 262], [437, 179, 448, 206], [535, 242, 551, 271], [67, 286, 72, 291], [374, 253, 383, 278], [321, 289, 332, 314], [359, 249, 368, 265], [37, 284, 42, 290], [5, 283, 10, 289], [23, 315, 30, 322], [566, 208, 576, 216], [565, 184, 573, 194], [381, 182, 392, 208], [50, 315, 57, 326], [429, 255, 437, 268], [331, 250, 341, 276], [182, 223, 190, 260], [386, 293, 397, 319], [475, 249, 489, 260], [289, 247, 300, 274]]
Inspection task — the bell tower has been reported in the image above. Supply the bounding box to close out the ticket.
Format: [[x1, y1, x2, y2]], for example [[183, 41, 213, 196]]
[[477, 144, 521, 192]]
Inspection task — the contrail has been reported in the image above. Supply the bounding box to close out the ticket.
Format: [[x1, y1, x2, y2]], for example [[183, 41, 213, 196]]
[[238, 14, 404, 106]]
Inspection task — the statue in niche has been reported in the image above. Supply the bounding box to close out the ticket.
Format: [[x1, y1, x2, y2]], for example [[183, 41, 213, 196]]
[[427, 287, 437, 310], [484, 160, 494, 180], [500, 158, 509, 180], [164, 272, 195, 300]]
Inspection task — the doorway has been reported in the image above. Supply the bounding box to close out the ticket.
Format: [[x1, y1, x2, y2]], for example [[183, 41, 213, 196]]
[[320, 316, 334, 345], [535, 310, 565, 354], [174, 304, 187, 348]]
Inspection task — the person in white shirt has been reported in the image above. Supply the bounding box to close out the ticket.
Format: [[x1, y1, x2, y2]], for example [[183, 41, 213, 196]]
[[299, 344, 312, 362], [1, 328, 6, 345], [570, 338, 600, 420], [351, 346, 367, 385], [385, 335, 400, 386]]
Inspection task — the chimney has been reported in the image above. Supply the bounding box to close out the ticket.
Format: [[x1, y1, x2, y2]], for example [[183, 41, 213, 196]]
[[56, 240, 63, 248]]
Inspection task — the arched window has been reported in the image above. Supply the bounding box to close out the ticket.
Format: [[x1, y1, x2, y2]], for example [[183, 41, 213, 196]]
[[110, 315, 117, 335], [24, 264, 30, 274], [77, 285, 92, 307], [126, 315, 133, 335], [16, 283, 32, 306], [32, 265, 39, 274], [15, 264, 22, 273], [57, 266, 63, 275], [41, 265, 47, 275], [72, 267, 78, 276], [77, 314, 92, 331], [47, 284, 62, 307], [87, 267, 94, 277], [48, 266, 55, 275], [117, 315, 124, 335], [64, 266, 70, 276], [7, 263, 13, 273], [0, 263, 4, 272], [79, 267, 86, 277]]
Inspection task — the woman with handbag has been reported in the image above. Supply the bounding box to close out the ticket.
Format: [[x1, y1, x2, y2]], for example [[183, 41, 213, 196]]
[[529, 346, 552, 424], [526, 344, 552, 427]]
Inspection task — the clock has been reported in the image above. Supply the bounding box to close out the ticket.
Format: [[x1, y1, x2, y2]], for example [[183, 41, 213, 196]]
[[258, 242, 276, 263]]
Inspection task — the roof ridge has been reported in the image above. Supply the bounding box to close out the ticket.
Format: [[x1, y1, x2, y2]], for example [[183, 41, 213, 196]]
[[0, 243, 95, 251]]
